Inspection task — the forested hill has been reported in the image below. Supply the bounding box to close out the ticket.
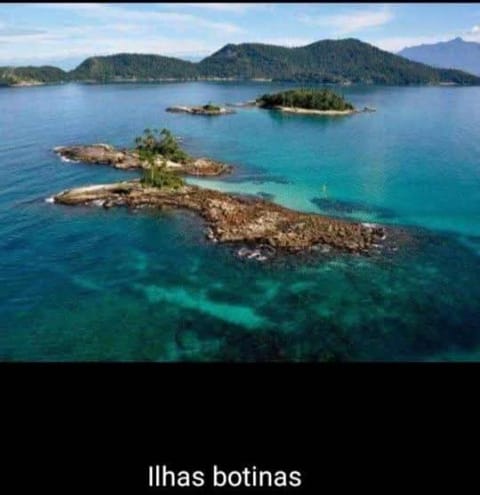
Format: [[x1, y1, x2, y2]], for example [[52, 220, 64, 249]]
[[2, 39, 480, 86], [69, 53, 198, 81], [0, 66, 68, 86], [198, 39, 479, 84]]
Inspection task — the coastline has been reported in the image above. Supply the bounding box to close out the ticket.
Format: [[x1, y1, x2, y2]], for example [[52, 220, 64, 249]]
[[52, 180, 389, 255], [54, 144, 232, 176], [166, 105, 235, 116], [275, 105, 356, 116], [9, 80, 46, 87], [50, 141, 393, 257]]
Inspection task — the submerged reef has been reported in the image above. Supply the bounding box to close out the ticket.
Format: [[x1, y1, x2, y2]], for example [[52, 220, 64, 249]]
[[53, 180, 389, 255]]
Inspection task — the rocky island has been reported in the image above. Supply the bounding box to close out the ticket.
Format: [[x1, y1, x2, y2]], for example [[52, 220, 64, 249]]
[[55, 133, 231, 177], [53, 180, 387, 254], [166, 103, 235, 116], [51, 127, 389, 257]]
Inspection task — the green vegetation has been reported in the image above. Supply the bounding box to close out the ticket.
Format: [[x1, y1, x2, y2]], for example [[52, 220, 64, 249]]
[[202, 102, 221, 112], [2, 39, 480, 87], [198, 39, 480, 84], [70, 53, 197, 82], [135, 128, 191, 164], [0, 66, 68, 86], [257, 88, 354, 111], [134, 128, 186, 190]]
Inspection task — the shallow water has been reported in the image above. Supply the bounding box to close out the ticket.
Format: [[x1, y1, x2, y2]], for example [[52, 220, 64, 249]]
[[1, 82, 479, 361]]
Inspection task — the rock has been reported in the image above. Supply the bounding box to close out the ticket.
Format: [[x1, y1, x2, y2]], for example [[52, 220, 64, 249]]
[[166, 105, 235, 116], [53, 180, 396, 257], [54, 144, 231, 177]]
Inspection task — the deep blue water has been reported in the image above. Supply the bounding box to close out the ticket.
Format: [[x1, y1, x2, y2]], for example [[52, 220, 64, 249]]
[[1, 82, 479, 361]]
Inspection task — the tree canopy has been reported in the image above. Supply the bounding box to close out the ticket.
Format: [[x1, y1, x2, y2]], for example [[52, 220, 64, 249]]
[[134, 128, 187, 190], [257, 88, 354, 111], [3, 39, 479, 86], [134, 128, 190, 164]]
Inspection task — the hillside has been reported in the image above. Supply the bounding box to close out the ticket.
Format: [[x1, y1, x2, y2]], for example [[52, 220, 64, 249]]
[[2, 39, 479, 86], [70, 53, 197, 81], [0, 66, 68, 86], [198, 39, 479, 84], [398, 37, 480, 76]]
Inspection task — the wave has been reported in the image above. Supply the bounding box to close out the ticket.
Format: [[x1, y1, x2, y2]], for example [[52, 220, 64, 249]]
[[60, 156, 80, 164]]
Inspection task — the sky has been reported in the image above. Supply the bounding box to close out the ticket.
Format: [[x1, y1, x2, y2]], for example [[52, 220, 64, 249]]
[[1, 3, 480, 69]]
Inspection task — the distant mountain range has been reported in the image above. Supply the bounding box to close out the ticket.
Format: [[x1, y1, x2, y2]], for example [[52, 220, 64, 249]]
[[399, 37, 480, 76], [2, 38, 479, 87]]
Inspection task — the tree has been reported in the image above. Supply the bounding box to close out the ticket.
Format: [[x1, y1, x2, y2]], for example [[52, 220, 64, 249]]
[[135, 128, 190, 164], [134, 128, 186, 190], [256, 88, 354, 111]]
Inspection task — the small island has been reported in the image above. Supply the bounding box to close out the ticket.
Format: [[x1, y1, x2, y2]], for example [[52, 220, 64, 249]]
[[51, 127, 390, 257], [166, 103, 235, 116], [54, 181, 387, 255], [55, 128, 232, 176], [256, 88, 358, 115]]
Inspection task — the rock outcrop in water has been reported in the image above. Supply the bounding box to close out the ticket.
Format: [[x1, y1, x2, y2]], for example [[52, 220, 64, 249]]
[[166, 105, 235, 116], [53, 180, 388, 254], [54, 144, 231, 176]]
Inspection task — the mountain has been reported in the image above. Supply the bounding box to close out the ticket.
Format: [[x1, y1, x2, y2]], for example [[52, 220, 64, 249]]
[[198, 38, 479, 84], [0, 66, 68, 86], [2, 39, 480, 86], [70, 53, 197, 81], [398, 37, 480, 76]]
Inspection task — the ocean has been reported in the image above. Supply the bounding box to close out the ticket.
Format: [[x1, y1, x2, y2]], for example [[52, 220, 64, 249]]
[[1, 81, 479, 361]]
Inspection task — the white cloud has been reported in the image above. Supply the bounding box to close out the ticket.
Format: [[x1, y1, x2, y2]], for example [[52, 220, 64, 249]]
[[0, 21, 45, 37], [0, 33, 216, 64], [248, 37, 316, 48], [165, 3, 262, 14], [300, 6, 394, 35], [471, 25, 480, 34], [37, 3, 244, 34], [266, 38, 315, 47], [0, 3, 248, 64]]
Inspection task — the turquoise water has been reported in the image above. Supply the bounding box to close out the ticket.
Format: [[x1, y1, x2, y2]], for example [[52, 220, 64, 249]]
[[1, 82, 479, 361]]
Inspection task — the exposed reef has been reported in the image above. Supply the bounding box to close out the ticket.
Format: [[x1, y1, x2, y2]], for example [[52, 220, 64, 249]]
[[166, 105, 235, 116], [54, 144, 232, 177], [277, 104, 377, 115], [275, 106, 356, 116], [311, 197, 396, 220], [53, 181, 389, 255]]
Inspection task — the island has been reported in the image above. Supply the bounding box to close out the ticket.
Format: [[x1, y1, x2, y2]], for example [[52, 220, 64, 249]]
[[51, 128, 389, 257], [54, 129, 231, 177], [53, 181, 387, 255], [166, 103, 235, 116], [256, 88, 358, 115]]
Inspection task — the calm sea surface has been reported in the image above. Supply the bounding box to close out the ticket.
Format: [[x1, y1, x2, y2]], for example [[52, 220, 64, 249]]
[[1, 82, 479, 361]]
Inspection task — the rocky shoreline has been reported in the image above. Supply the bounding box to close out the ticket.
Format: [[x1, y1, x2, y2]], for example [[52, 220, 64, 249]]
[[229, 100, 376, 115], [53, 180, 389, 255], [166, 105, 235, 116], [265, 104, 376, 116], [54, 144, 232, 176], [276, 106, 356, 116]]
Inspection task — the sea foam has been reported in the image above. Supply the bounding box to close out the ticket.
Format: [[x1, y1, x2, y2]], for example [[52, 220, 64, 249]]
[[60, 156, 79, 164]]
